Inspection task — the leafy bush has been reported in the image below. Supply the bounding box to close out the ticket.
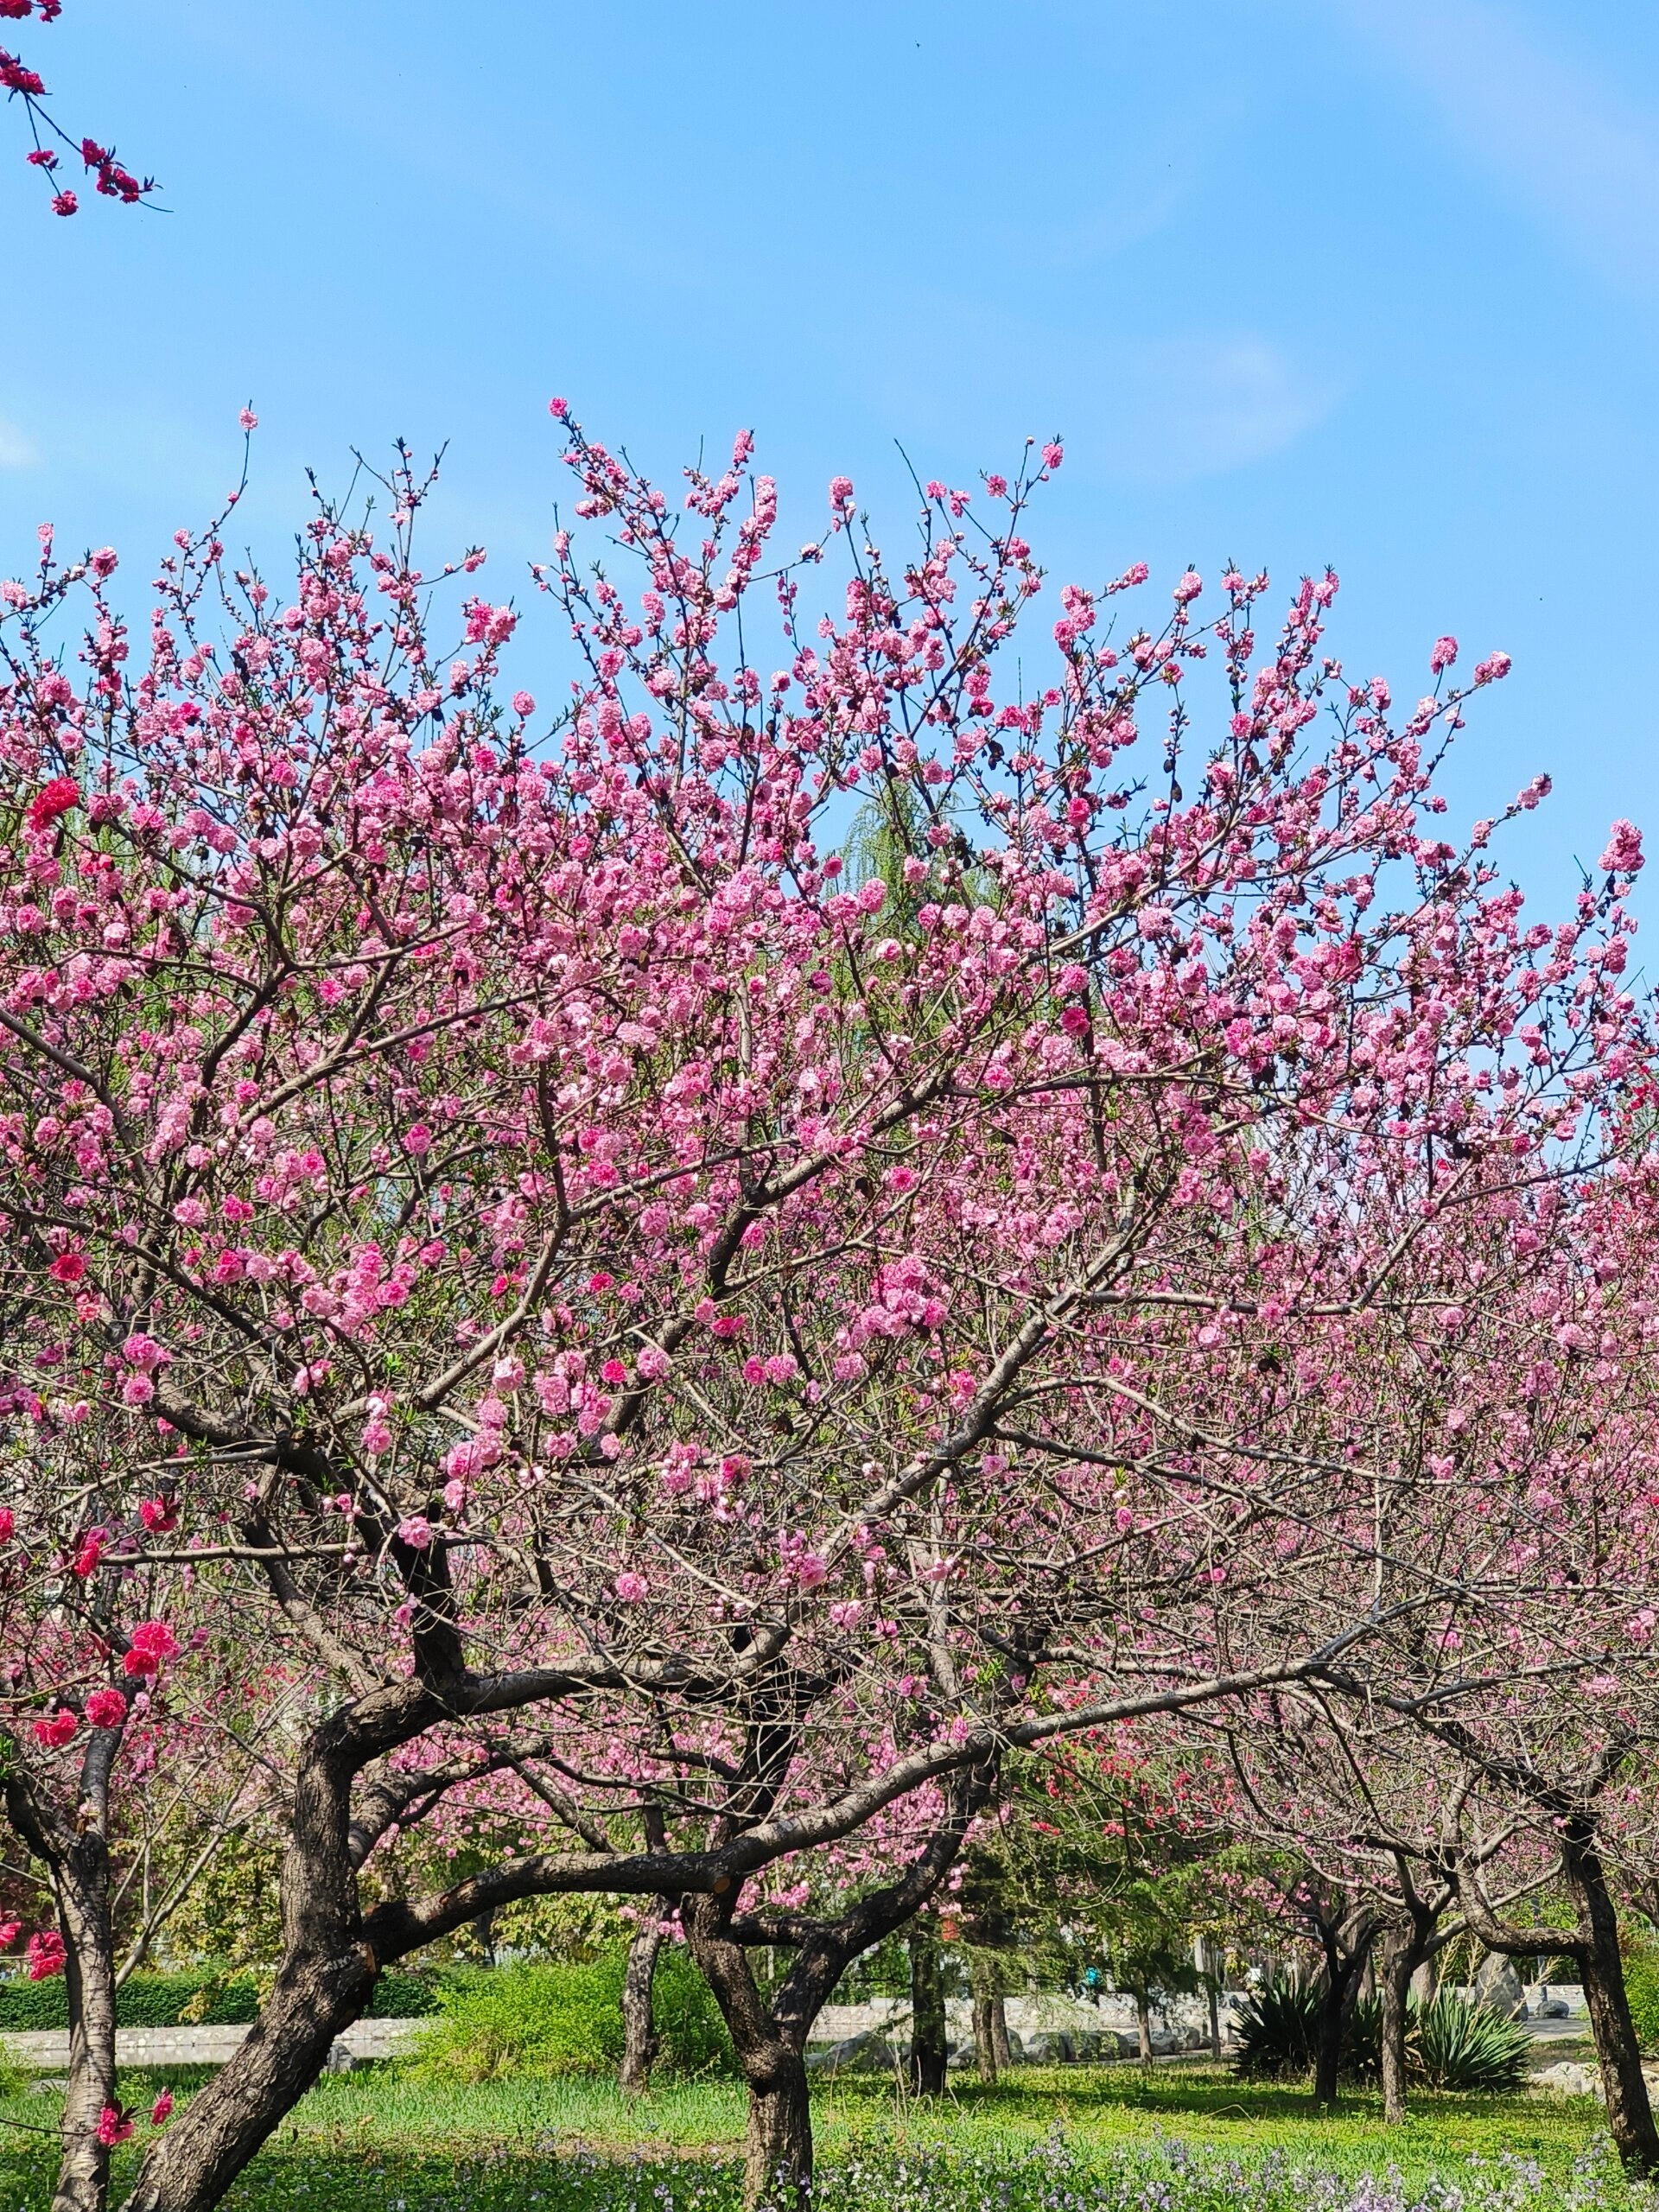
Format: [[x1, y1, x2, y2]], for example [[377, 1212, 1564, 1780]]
[[1624, 1947, 1659, 2055], [1231, 1976, 1324, 2078], [0, 1963, 439, 2032], [1233, 1977, 1527, 2092], [417, 1948, 731, 2082], [1412, 1993, 1530, 2092]]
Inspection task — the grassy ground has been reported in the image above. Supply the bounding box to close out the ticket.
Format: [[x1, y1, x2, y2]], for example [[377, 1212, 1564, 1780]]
[[0, 2058, 1633, 2210]]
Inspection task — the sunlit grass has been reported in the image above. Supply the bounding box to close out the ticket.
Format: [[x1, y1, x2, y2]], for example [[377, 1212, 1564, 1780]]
[[0, 2058, 1628, 2209]]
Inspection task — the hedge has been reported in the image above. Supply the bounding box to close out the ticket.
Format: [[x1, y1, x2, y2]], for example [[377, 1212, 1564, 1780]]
[[0, 1966, 441, 2031]]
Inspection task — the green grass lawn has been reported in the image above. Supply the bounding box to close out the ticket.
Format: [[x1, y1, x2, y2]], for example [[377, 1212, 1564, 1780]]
[[0, 2059, 1637, 2211]]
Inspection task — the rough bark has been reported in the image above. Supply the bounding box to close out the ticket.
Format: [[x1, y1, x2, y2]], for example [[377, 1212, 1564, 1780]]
[[1563, 1831, 1659, 2177], [1457, 1815, 1659, 2177], [970, 1990, 998, 2082], [6, 1747, 122, 2212], [1377, 1918, 1421, 2129], [907, 1918, 948, 2095], [989, 1993, 1011, 2070], [1135, 1991, 1153, 2063], [52, 1854, 118, 2212], [619, 1906, 668, 2094], [119, 1777, 377, 2212], [1310, 1909, 1376, 2113], [681, 1894, 813, 2211]]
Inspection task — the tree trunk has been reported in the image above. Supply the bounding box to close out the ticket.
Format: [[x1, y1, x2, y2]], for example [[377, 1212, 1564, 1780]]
[[1135, 1990, 1153, 2063], [1312, 1973, 1346, 2112], [1563, 1831, 1659, 2176], [619, 1909, 666, 2094], [120, 1729, 380, 2212], [989, 1993, 1011, 2070], [907, 1919, 947, 2095], [970, 1987, 997, 2082], [681, 1894, 814, 2211], [119, 1945, 376, 2212], [52, 1853, 118, 2212], [743, 2050, 813, 2211], [1377, 1921, 1419, 2129], [1207, 1979, 1221, 2062]]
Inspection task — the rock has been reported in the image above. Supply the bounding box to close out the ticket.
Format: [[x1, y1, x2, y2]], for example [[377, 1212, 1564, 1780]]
[[1531, 1997, 1569, 2019], [1021, 2031, 1076, 2063], [804, 2031, 899, 2077], [1533, 2061, 1598, 2097], [1472, 1955, 1529, 2020], [323, 2040, 354, 2074]]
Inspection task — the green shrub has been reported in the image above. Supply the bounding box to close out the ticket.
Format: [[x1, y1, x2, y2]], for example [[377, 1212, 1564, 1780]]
[[0, 1963, 437, 2033], [1233, 1977, 1527, 2093], [1412, 1993, 1530, 2092], [1231, 1977, 1324, 2079], [417, 1949, 731, 2082], [1625, 1948, 1659, 2054]]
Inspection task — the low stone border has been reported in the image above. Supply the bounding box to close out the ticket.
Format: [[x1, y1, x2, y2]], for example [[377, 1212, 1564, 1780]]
[[0, 2016, 424, 2075]]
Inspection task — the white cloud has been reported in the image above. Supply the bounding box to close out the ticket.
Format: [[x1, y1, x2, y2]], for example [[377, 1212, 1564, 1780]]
[[0, 416, 39, 469], [1333, 0, 1659, 292], [1091, 334, 1339, 483]]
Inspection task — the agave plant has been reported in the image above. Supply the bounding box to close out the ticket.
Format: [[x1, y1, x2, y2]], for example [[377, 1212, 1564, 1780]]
[[1234, 1979, 1529, 2094], [1230, 1977, 1325, 2078], [1412, 1994, 1531, 2093]]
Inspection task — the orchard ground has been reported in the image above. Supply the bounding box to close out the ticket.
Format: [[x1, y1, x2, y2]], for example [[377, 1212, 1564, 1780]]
[[0, 2061, 1634, 2210]]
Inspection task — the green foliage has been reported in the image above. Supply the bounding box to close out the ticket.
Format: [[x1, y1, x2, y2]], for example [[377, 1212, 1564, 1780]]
[[1411, 1995, 1530, 2094], [1623, 1947, 1659, 2054], [1231, 1977, 1323, 2079], [416, 1949, 731, 2083], [0, 1962, 439, 2031], [1234, 1978, 1528, 2093]]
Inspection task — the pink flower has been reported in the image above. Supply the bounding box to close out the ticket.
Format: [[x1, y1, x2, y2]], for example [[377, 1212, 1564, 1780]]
[[794, 1553, 828, 1589], [362, 1421, 392, 1454], [48, 1250, 86, 1282], [149, 2089, 174, 2127], [85, 1688, 126, 1728], [1428, 634, 1458, 674], [614, 1571, 648, 1602], [828, 1600, 864, 1629], [404, 1122, 432, 1156], [548, 396, 569, 417], [1173, 569, 1202, 603], [512, 690, 537, 717], [0, 1920, 18, 1948], [397, 1515, 433, 1549], [121, 1334, 166, 1371], [1599, 820, 1644, 876], [1041, 442, 1064, 471], [25, 776, 79, 834], [71, 1527, 106, 1578], [51, 189, 79, 216], [122, 1620, 179, 1678], [138, 1496, 176, 1533], [96, 2105, 133, 2148], [238, 406, 257, 432], [121, 1374, 156, 1407], [0, 1507, 14, 1545], [32, 1709, 78, 1749], [26, 1929, 66, 1980]]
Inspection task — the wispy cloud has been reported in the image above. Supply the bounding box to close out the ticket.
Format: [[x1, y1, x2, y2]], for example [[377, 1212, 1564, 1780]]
[[0, 416, 39, 469], [1333, 0, 1659, 292], [1091, 334, 1339, 484]]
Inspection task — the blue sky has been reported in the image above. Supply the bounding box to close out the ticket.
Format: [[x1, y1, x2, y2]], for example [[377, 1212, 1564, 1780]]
[[3, 0, 1658, 918]]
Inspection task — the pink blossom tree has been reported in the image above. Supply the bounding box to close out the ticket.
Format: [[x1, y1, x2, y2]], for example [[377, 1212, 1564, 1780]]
[[0, 1, 154, 217], [0, 412, 1643, 2209]]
